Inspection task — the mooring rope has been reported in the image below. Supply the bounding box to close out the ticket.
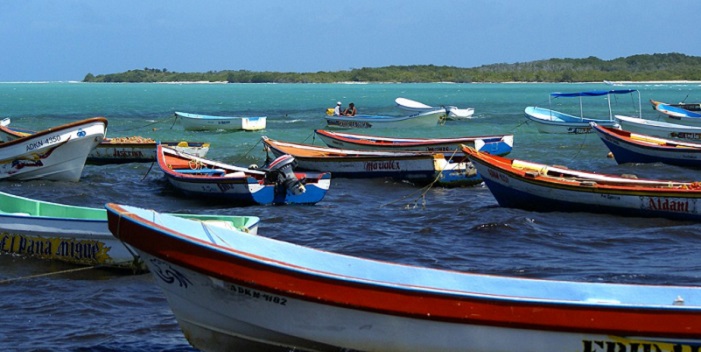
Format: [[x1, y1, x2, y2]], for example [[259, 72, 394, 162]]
[[382, 148, 463, 210], [108, 114, 177, 133], [380, 184, 429, 210], [141, 161, 156, 181], [230, 138, 264, 166], [511, 119, 529, 132], [0, 263, 131, 284], [302, 129, 318, 144]]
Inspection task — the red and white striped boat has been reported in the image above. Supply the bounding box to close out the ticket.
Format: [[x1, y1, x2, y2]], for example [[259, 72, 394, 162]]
[[106, 202, 701, 352]]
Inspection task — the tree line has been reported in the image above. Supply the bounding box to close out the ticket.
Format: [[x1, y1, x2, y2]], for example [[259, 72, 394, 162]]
[[82, 53, 701, 83]]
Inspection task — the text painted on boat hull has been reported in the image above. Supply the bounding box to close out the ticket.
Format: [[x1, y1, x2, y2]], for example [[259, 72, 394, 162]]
[[365, 161, 401, 171], [25, 135, 62, 151], [642, 197, 695, 214], [583, 339, 701, 352], [0, 232, 111, 264]]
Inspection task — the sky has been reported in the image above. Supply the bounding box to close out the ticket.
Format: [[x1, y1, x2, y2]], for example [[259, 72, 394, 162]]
[[2, 0, 701, 82]]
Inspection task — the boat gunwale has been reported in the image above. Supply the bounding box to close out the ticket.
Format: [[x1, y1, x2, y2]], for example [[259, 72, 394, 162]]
[[262, 136, 445, 160], [314, 129, 509, 146], [0, 117, 108, 149]]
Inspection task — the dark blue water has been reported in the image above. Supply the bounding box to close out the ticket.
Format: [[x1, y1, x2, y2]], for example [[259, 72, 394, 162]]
[[1, 82, 700, 351]]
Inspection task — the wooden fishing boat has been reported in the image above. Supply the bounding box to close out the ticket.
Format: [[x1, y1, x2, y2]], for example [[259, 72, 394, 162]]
[[651, 100, 701, 125], [614, 114, 701, 142], [157, 145, 330, 205], [174, 111, 267, 131], [262, 136, 481, 186], [89, 138, 210, 164], [593, 123, 701, 167], [323, 108, 447, 129], [395, 97, 475, 119], [314, 129, 513, 159], [464, 146, 701, 221], [0, 117, 106, 181], [524, 89, 640, 134], [0, 118, 210, 164], [0, 190, 259, 272], [106, 202, 701, 352]]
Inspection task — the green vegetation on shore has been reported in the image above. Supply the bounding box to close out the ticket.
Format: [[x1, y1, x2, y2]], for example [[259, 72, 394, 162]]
[[83, 53, 701, 83]]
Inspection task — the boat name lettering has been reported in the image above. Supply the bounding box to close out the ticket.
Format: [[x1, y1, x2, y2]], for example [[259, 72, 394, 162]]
[[0, 233, 108, 262], [567, 127, 592, 134], [486, 169, 509, 183], [425, 147, 452, 152], [25, 135, 62, 151], [113, 150, 145, 158], [216, 183, 235, 192], [644, 197, 691, 213], [365, 160, 400, 171], [228, 284, 287, 306], [330, 120, 371, 128], [671, 132, 701, 140], [582, 339, 701, 352]]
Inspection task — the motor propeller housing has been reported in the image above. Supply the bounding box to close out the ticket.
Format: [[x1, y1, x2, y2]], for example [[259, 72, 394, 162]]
[[263, 154, 305, 195]]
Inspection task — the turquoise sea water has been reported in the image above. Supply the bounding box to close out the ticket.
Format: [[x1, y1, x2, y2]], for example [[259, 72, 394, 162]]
[[1, 82, 701, 351]]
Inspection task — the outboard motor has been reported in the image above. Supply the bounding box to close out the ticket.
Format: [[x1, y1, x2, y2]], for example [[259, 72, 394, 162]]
[[263, 154, 306, 195]]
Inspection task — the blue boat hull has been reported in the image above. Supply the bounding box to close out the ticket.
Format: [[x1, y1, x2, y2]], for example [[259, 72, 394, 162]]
[[599, 137, 701, 167], [481, 176, 701, 221]]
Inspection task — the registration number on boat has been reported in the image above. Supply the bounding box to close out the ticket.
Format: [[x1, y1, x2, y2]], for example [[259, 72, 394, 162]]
[[26, 135, 62, 151], [228, 283, 288, 306]]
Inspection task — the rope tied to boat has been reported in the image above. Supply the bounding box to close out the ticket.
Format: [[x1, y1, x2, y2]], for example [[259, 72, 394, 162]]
[[188, 158, 205, 170], [229, 138, 263, 166], [0, 259, 139, 284], [382, 148, 463, 210], [108, 114, 177, 133], [141, 160, 156, 181]]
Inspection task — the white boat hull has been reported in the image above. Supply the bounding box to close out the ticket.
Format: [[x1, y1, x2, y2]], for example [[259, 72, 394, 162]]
[[143, 255, 690, 352], [524, 107, 618, 134], [0, 118, 106, 181], [446, 106, 475, 119], [176, 112, 267, 131], [615, 114, 701, 141], [662, 115, 701, 127], [107, 203, 701, 352]]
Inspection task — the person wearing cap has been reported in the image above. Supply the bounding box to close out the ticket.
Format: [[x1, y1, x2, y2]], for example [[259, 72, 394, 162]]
[[333, 101, 343, 116]]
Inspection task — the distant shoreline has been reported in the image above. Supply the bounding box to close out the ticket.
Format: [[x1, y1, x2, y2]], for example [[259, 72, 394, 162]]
[[2, 80, 701, 84]]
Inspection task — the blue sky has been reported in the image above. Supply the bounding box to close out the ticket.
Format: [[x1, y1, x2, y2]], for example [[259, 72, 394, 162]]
[[2, 0, 701, 82]]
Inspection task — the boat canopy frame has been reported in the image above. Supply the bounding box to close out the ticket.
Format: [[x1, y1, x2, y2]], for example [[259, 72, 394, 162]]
[[547, 89, 642, 121]]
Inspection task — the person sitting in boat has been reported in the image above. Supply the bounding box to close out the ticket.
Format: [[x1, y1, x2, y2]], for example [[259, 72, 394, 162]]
[[343, 103, 357, 116], [333, 101, 343, 116]]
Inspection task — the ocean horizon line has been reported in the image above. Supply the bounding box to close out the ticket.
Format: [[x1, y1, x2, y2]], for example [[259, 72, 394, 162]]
[[1, 80, 701, 85]]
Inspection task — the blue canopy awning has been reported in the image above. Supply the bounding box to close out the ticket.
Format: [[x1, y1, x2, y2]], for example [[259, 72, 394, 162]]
[[550, 89, 638, 98]]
